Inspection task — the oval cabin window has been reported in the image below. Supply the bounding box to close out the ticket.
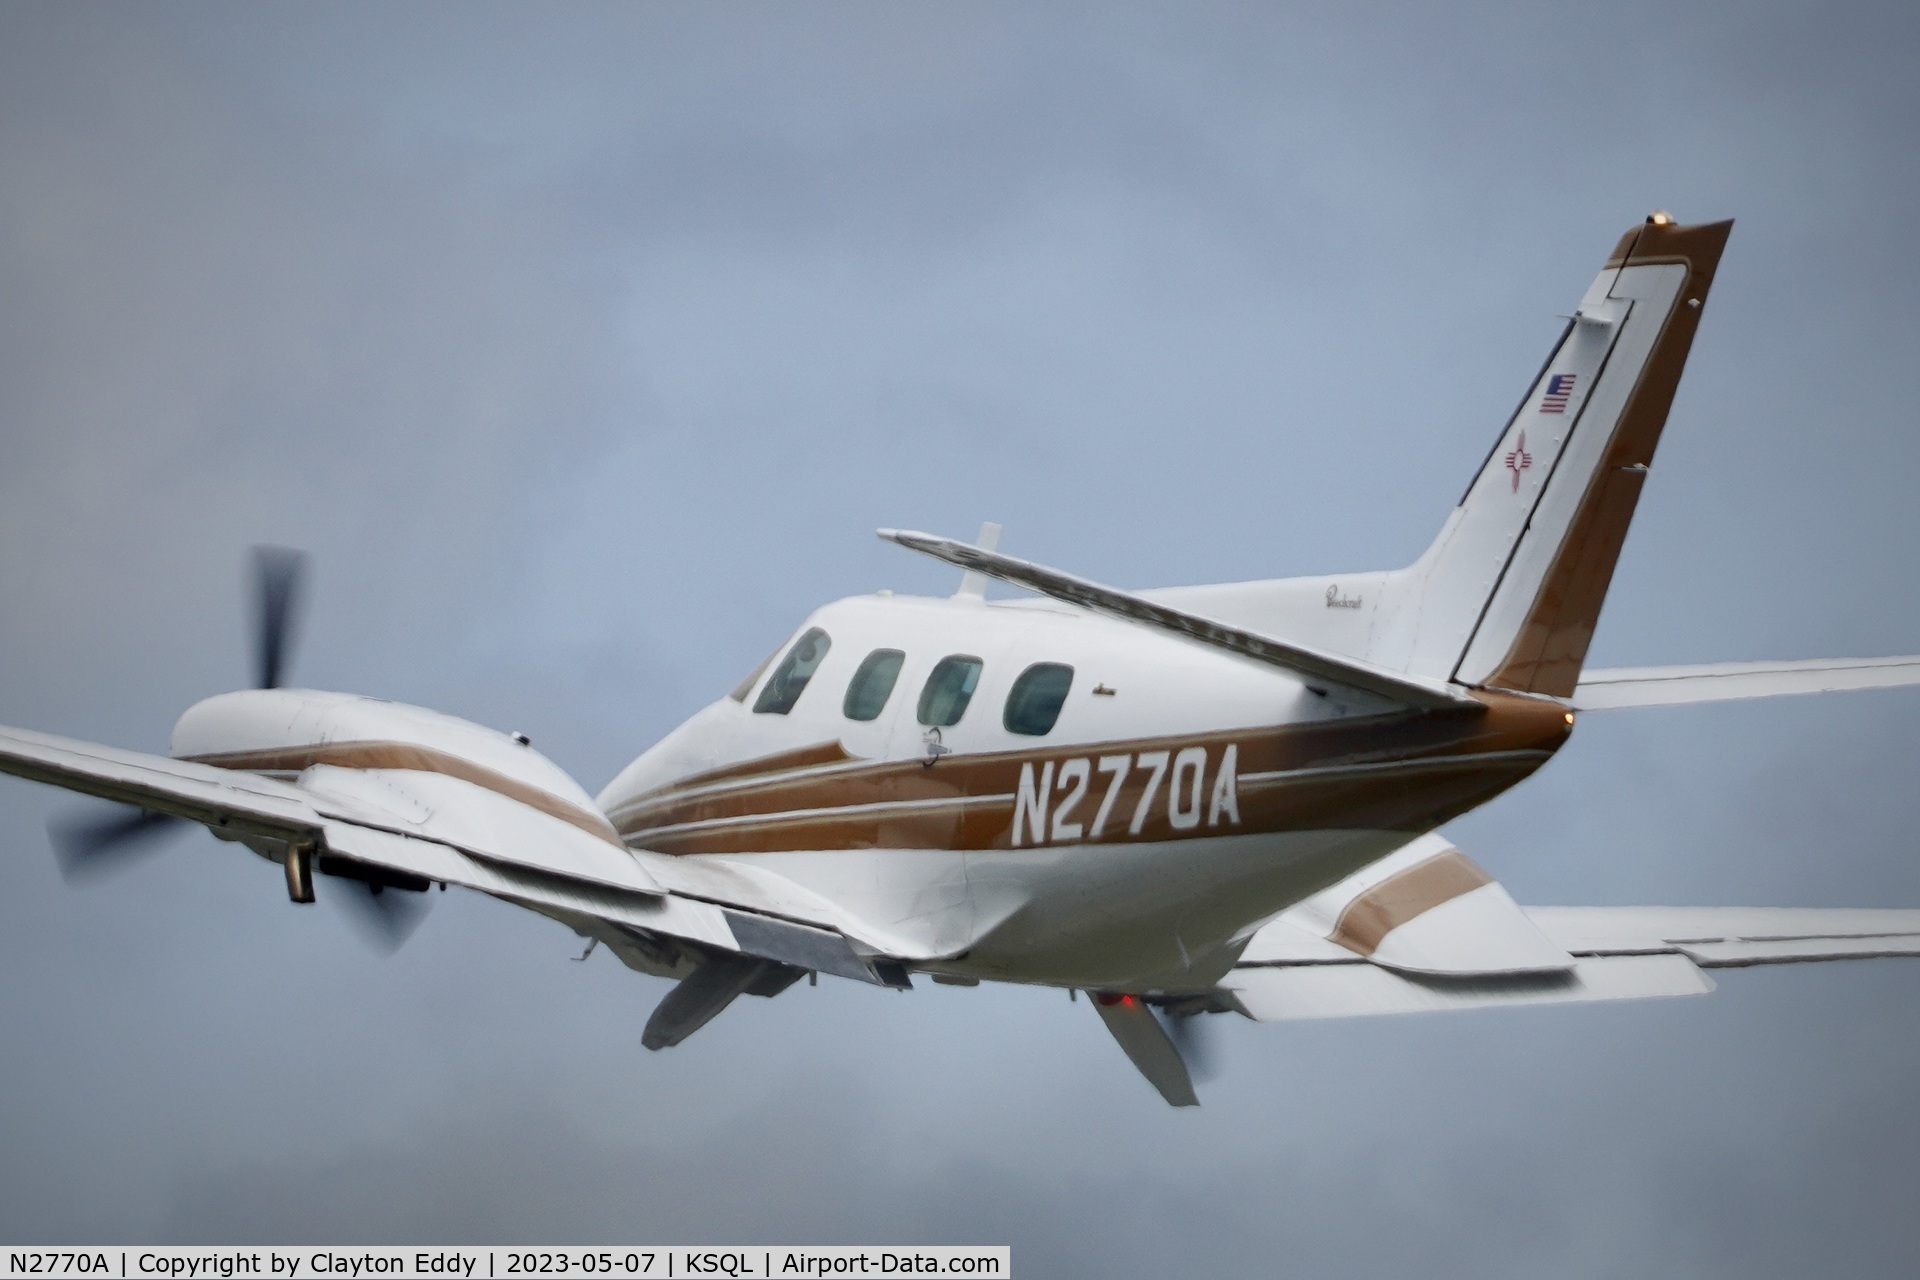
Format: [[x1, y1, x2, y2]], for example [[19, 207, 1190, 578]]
[[843, 649, 905, 722], [917, 655, 984, 727], [1003, 663, 1074, 736], [752, 627, 832, 715]]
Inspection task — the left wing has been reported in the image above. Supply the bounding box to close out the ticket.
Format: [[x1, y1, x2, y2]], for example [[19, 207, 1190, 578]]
[[0, 724, 912, 995], [1574, 656, 1920, 710]]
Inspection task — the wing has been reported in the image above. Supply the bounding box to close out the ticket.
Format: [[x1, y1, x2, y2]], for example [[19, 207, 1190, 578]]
[[877, 528, 1479, 711], [0, 723, 910, 990], [1574, 656, 1920, 710], [1225, 835, 1920, 1022]]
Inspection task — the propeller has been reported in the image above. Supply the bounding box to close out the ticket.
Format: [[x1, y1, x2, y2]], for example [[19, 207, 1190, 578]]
[[330, 878, 432, 955], [48, 546, 308, 882], [47, 545, 429, 952], [48, 803, 188, 883], [251, 545, 306, 690], [1159, 1004, 1222, 1083]]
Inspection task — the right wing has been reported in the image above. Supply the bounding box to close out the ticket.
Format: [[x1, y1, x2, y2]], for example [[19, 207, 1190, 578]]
[[877, 528, 1479, 711], [1226, 835, 1920, 1022], [1573, 656, 1920, 710]]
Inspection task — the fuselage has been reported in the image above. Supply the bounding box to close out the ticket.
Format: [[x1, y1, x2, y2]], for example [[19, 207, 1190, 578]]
[[598, 591, 1572, 991]]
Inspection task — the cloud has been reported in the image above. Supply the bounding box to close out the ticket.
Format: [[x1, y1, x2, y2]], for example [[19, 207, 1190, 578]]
[[4, 1, 1920, 1272]]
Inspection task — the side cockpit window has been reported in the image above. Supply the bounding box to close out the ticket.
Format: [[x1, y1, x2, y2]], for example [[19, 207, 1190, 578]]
[[752, 628, 831, 715], [917, 655, 983, 727], [1004, 662, 1074, 736], [729, 642, 784, 703], [843, 649, 905, 722]]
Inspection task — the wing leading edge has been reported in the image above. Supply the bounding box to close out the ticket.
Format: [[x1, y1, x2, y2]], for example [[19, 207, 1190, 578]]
[[877, 528, 1480, 711], [0, 724, 912, 991]]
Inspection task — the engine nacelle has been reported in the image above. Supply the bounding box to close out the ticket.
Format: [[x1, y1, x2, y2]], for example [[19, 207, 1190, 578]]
[[170, 688, 617, 843]]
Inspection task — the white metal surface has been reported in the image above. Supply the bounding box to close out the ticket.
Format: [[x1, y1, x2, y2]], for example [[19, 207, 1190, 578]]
[[1228, 954, 1715, 1022], [876, 528, 1477, 710], [1573, 657, 1920, 709], [1525, 906, 1920, 964], [1090, 995, 1198, 1107]]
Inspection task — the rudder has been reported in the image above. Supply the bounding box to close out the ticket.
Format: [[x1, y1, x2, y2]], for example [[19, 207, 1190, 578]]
[[1395, 214, 1733, 698]]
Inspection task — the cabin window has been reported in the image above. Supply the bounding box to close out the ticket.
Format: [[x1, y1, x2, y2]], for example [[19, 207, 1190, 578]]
[[1003, 662, 1074, 736], [752, 627, 832, 715], [917, 655, 984, 727], [843, 649, 905, 722]]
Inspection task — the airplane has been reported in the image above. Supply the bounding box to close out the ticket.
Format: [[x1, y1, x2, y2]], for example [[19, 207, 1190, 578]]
[[9, 210, 1920, 1108]]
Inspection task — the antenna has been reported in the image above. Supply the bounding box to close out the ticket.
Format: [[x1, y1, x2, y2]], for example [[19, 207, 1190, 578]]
[[953, 521, 1002, 600]]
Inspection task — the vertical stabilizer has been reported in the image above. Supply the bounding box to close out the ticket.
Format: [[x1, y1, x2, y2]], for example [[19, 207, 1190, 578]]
[[1396, 215, 1732, 697]]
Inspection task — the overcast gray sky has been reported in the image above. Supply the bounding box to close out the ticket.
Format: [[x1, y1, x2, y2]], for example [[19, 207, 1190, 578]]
[[5, 1, 1920, 1272]]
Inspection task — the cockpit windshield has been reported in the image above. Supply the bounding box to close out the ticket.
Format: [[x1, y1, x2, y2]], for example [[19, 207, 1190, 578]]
[[752, 628, 832, 714]]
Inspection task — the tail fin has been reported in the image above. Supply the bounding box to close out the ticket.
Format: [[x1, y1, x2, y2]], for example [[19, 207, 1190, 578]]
[[1396, 214, 1733, 698]]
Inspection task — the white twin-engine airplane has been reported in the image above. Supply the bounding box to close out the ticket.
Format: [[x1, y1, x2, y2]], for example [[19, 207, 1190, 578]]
[[10, 213, 1920, 1107]]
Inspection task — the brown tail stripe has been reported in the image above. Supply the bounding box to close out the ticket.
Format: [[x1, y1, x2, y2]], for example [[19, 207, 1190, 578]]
[[181, 741, 624, 846], [1486, 217, 1734, 697], [619, 752, 1551, 856]]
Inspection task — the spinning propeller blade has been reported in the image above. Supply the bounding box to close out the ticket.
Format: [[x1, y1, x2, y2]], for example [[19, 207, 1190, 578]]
[[49, 547, 428, 954], [251, 545, 306, 690], [329, 879, 432, 954], [48, 805, 187, 883], [1162, 1010, 1219, 1082]]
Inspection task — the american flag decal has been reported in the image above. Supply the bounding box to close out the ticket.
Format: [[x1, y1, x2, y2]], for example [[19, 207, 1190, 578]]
[[1539, 373, 1577, 413]]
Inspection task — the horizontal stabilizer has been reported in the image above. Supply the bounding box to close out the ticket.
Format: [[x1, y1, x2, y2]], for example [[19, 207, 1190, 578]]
[[1574, 656, 1920, 710], [877, 529, 1478, 711], [1526, 906, 1920, 966], [1229, 953, 1713, 1022]]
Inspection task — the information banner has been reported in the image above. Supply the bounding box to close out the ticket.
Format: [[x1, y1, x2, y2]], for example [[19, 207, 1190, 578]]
[[0, 1251, 1008, 1280]]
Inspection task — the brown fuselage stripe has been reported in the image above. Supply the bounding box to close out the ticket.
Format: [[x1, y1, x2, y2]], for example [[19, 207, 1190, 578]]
[[1329, 849, 1493, 955], [609, 691, 1572, 855], [182, 741, 624, 846], [654, 740, 859, 797], [620, 753, 1548, 856]]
